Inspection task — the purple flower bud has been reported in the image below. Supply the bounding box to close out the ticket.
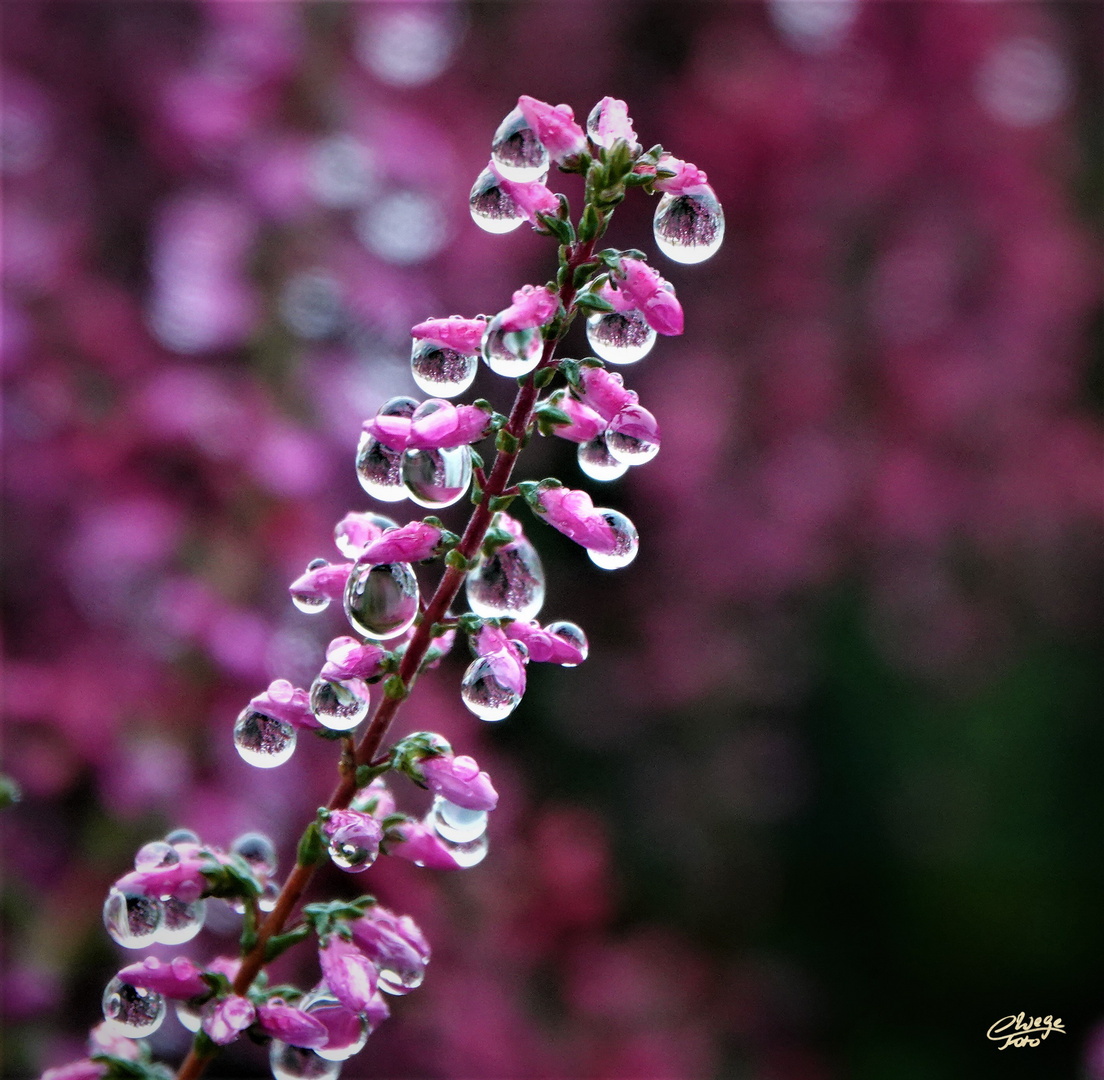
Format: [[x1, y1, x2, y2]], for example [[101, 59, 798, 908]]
[[321, 637, 387, 682], [333, 511, 390, 555], [322, 809, 383, 868], [588, 96, 640, 154], [607, 402, 661, 452], [206, 955, 242, 982], [473, 625, 527, 696], [318, 935, 378, 1014], [249, 679, 319, 730], [202, 994, 256, 1045], [652, 153, 712, 197], [363, 990, 391, 1030], [256, 998, 328, 1049], [389, 819, 465, 870], [516, 95, 587, 161], [287, 562, 352, 606], [505, 620, 588, 667], [407, 401, 491, 450], [544, 393, 605, 444], [113, 851, 207, 903], [41, 1061, 105, 1080], [350, 906, 431, 977], [529, 485, 619, 554], [116, 956, 208, 1000], [574, 365, 638, 422], [87, 1022, 141, 1061], [494, 169, 560, 226], [420, 754, 498, 812], [613, 258, 683, 335], [411, 316, 486, 355], [354, 777, 396, 819], [496, 284, 558, 332], [360, 522, 443, 564]]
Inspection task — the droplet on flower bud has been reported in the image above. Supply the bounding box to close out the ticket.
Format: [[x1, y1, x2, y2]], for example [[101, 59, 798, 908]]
[[481, 315, 543, 378], [460, 657, 522, 722], [653, 189, 725, 264], [577, 435, 629, 482], [605, 405, 660, 464], [402, 445, 472, 508], [302, 989, 370, 1060], [441, 832, 489, 868], [466, 537, 545, 620], [469, 167, 526, 234], [545, 620, 589, 666], [335, 512, 397, 558], [134, 840, 180, 871], [585, 310, 656, 365], [165, 828, 199, 847], [344, 561, 419, 640], [430, 795, 488, 844], [102, 976, 166, 1038], [491, 106, 549, 182], [231, 831, 279, 877], [356, 396, 418, 503], [270, 1042, 341, 1080], [411, 338, 479, 398], [291, 558, 333, 613], [103, 888, 164, 949], [259, 880, 280, 912], [157, 896, 207, 945], [175, 1000, 202, 1033], [327, 833, 378, 873], [587, 509, 639, 570], [233, 708, 298, 769], [310, 676, 371, 731]]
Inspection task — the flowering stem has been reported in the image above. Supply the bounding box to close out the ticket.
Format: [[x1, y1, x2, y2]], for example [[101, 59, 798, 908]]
[[172, 236, 596, 1080]]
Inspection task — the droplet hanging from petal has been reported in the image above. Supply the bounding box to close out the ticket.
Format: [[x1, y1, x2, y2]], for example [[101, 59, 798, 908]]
[[101, 976, 166, 1038], [587, 509, 639, 570], [343, 561, 420, 640], [585, 310, 656, 365], [402, 445, 472, 508], [653, 188, 725, 264], [310, 676, 371, 731], [577, 435, 629, 482], [430, 795, 488, 844], [491, 107, 549, 182], [233, 708, 297, 769], [103, 888, 164, 949], [156, 897, 206, 945], [481, 315, 544, 378], [469, 167, 526, 234], [411, 337, 479, 398], [460, 657, 522, 722], [466, 536, 545, 621]]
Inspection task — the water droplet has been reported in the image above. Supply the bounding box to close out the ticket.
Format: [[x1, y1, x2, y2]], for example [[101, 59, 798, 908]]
[[544, 621, 589, 666], [481, 315, 543, 378], [335, 512, 397, 558], [134, 840, 180, 871], [101, 976, 166, 1038], [103, 888, 164, 949], [356, 396, 417, 503], [344, 561, 419, 640], [270, 1041, 342, 1080], [605, 405, 660, 464], [653, 189, 724, 265], [466, 538, 545, 620], [231, 832, 278, 877], [411, 338, 479, 398], [157, 896, 206, 945], [442, 832, 489, 868], [491, 106, 549, 182], [403, 445, 472, 508], [165, 828, 199, 847], [585, 310, 656, 365], [460, 657, 522, 722], [302, 989, 370, 1060], [587, 509, 639, 570], [469, 167, 526, 234], [259, 880, 280, 912], [310, 676, 371, 731], [175, 999, 202, 1033], [577, 436, 629, 482], [327, 833, 378, 873], [430, 795, 487, 844], [233, 708, 298, 769], [377, 963, 424, 996], [291, 558, 333, 614]]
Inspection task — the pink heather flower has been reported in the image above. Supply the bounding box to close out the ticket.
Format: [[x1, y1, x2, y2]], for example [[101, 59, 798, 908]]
[[588, 96, 640, 154], [612, 258, 683, 335], [363, 402, 490, 452], [307, 992, 375, 1050], [607, 402, 661, 450], [114, 852, 208, 902], [411, 316, 486, 355], [494, 168, 560, 226], [574, 365, 638, 421], [288, 561, 352, 605], [41, 1062, 105, 1080], [516, 95, 587, 161], [363, 991, 391, 1031], [420, 754, 498, 812], [255, 998, 328, 1049], [318, 935, 378, 1013], [333, 511, 390, 555], [497, 284, 558, 332], [350, 906, 430, 976], [545, 393, 605, 444], [531, 485, 619, 554], [360, 521, 443, 564], [206, 956, 242, 983], [249, 678, 319, 730], [473, 624, 527, 697], [321, 810, 383, 865], [116, 956, 208, 1000], [652, 154, 712, 196], [356, 777, 396, 819], [321, 637, 387, 682], [87, 1023, 141, 1061], [505, 620, 588, 667], [389, 819, 465, 870], [202, 994, 256, 1045]]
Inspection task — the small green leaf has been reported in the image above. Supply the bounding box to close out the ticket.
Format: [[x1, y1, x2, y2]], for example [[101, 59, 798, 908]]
[[384, 675, 409, 700], [495, 428, 519, 454], [489, 493, 516, 512], [532, 365, 556, 389], [264, 923, 312, 962], [575, 292, 616, 314], [296, 821, 325, 868], [578, 204, 601, 243]]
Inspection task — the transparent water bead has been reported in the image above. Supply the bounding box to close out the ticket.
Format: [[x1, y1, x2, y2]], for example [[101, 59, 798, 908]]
[[233, 708, 297, 769], [431, 795, 488, 844], [605, 405, 660, 464], [344, 560, 419, 640], [491, 106, 549, 182], [544, 620, 589, 666], [585, 310, 656, 365], [469, 167, 526, 234], [466, 537, 545, 620], [134, 840, 179, 871], [481, 315, 543, 378], [442, 832, 489, 868], [302, 989, 370, 1060], [103, 888, 163, 949], [310, 676, 370, 731], [587, 509, 639, 570], [175, 1000, 202, 1033], [335, 512, 396, 559], [157, 896, 206, 945], [231, 832, 278, 877], [270, 1041, 341, 1080], [411, 337, 478, 398], [403, 445, 472, 508], [327, 831, 378, 873], [377, 955, 424, 996], [291, 557, 333, 613], [653, 189, 725, 265], [577, 436, 629, 482], [102, 976, 165, 1038], [165, 828, 199, 846], [460, 657, 522, 722], [355, 396, 417, 503]]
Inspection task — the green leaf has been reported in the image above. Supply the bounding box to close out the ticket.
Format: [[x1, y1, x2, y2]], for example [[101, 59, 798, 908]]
[[495, 428, 519, 454], [264, 922, 312, 962], [296, 821, 325, 868], [532, 365, 557, 389], [575, 292, 616, 314], [578, 204, 601, 243], [384, 675, 409, 700]]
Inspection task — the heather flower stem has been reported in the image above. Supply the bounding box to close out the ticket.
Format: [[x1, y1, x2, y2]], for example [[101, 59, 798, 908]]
[[173, 235, 597, 1080]]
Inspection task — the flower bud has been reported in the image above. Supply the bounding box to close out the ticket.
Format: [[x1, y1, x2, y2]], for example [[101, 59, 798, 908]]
[[256, 998, 328, 1049], [527, 484, 619, 554], [318, 935, 378, 1014], [115, 956, 208, 1000], [249, 679, 319, 730], [496, 284, 558, 332], [516, 95, 587, 161], [321, 637, 388, 682], [360, 521, 443, 565], [419, 754, 498, 812], [411, 316, 486, 355], [201, 994, 256, 1045]]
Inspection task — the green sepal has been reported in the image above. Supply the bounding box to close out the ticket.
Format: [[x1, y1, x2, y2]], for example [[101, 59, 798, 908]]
[[488, 493, 516, 512], [302, 896, 376, 939], [0, 774, 21, 809], [469, 448, 484, 469], [496, 428, 519, 454], [574, 292, 615, 314], [94, 1055, 175, 1080], [296, 820, 326, 868], [192, 1031, 219, 1060], [458, 612, 484, 634], [264, 922, 312, 962], [532, 365, 557, 389], [384, 675, 409, 700], [445, 548, 474, 571], [355, 761, 390, 788], [470, 479, 484, 506], [578, 204, 601, 243], [572, 260, 602, 288], [537, 212, 574, 245], [240, 898, 259, 952], [481, 524, 514, 557]]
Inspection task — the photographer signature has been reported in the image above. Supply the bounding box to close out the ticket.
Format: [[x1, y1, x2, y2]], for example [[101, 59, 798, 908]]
[[987, 1013, 1065, 1049]]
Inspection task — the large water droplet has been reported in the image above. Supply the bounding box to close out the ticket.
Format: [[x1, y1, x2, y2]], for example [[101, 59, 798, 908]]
[[466, 538, 545, 620], [335, 513, 397, 559], [356, 396, 417, 503], [544, 620, 589, 666], [134, 840, 180, 871], [270, 1041, 341, 1080], [327, 833, 378, 873], [431, 795, 488, 844], [605, 405, 660, 464], [175, 999, 202, 1033], [231, 832, 278, 877], [103, 888, 163, 948], [442, 832, 489, 868], [344, 561, 419, 640], [653, 189, 725, 264], [376, 946, 425, 996], [302, 989, 370, 1061], [411, 338, 478, 398], [310, 676, 371, 731], [102, 976, 166, 1038], [460, 657, 521, 722], [157, 896, 206, 945], [491, 106, 549, 182], [403, 445, 472, 508], [165, 828, 199, 847], [585, 310, 656, 365], [291, 558, 333, 614], [234, 708, 297, 769], [481, 315, 543, 378], [587, 509, 639, 570], [577, 436, 629, 482], [469, 167, 526, 234]]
